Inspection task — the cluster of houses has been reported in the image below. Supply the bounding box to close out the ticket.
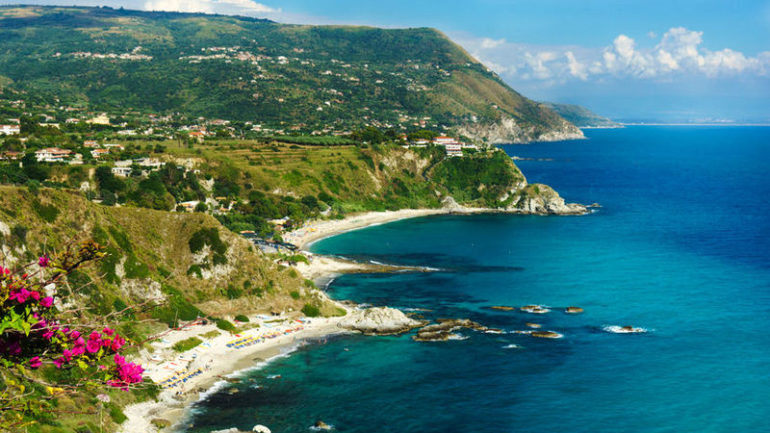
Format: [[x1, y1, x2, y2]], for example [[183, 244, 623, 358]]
[[0, 124, 20, 135], [407, 135, 479, 157]]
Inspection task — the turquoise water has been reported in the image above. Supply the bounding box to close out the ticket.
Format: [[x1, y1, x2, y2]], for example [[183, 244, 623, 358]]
[[185, 126, 770, 433]]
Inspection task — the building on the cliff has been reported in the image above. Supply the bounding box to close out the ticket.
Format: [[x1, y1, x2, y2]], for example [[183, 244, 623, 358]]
[[0, 125, 20, 135], [35, 147, 73, 162]]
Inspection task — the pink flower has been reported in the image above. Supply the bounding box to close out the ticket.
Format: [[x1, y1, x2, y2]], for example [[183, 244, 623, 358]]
[[72, 337, 86, 356], [29, 357, 42, 369], [62, 349, 73, 362], [38, 256, 51, 268], [86, 339, 102, 354], [40, 297, 54, 308], [53, 358, 64, 368], [113, 354, 126, 366], [102, 327, 115, 336], [111, 335, 126, 352], [9, 288, 31, 303], [68, 330, 81, 340]]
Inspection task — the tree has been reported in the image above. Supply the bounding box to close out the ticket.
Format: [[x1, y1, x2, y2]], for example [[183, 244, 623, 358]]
[[21, 152, 49, 182], [94, 166, 125, 194]]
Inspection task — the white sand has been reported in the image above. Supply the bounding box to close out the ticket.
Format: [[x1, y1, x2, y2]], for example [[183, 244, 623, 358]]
[[119, 314, 349, 433], [285, 206, 497, 250]]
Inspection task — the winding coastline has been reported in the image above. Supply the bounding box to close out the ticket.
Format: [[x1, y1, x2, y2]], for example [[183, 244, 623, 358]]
[[120, 204, 586, 432]]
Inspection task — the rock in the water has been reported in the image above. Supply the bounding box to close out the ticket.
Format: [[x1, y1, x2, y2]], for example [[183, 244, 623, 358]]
[[603, 325, 647, 334], [525, 323, 542, 328], [338, 307, 425, 335], [565, 306, 584, 314], [520, 305, 551, 314], [490, 305, 516, 311], [314, 420, 333, 430], [531, 331, 563, 339], [413, 319, 488, 342], [252, 425, 272, 433]]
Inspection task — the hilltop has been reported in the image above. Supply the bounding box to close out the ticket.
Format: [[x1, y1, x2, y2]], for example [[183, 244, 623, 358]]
[[0, 5, 581, 143]]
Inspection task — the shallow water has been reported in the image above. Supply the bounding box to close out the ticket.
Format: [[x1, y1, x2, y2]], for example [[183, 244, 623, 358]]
[[185, 126, 770, 433]]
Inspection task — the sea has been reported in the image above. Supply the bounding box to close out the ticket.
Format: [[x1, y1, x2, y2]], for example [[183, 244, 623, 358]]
[[183, 126, 770, 433]]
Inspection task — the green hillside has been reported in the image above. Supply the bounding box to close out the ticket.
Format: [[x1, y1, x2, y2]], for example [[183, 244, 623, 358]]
[[0, 5, 580, 143]]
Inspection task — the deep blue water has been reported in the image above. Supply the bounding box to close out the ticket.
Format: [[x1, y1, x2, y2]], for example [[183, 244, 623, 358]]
[[185, 126, 770, 433]]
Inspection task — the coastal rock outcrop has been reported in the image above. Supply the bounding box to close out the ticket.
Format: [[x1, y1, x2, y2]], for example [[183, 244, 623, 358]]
[[337, 307, 425, 335], [565, 306, 584, 314], [509, 184, 586, 215], [413, 319, 488, 342], [456, 115, 584, 145]]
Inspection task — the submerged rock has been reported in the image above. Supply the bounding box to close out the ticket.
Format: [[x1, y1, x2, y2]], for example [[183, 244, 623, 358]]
[[531, 331, 563, 339], [565, 306, 584, 314], [338, 307, 425, 335], [490, 305, 516, 311], [413, 319, 488, 342]]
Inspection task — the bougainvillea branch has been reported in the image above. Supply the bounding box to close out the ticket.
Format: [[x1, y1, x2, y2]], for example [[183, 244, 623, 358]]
[[0, 240, 146, 427]]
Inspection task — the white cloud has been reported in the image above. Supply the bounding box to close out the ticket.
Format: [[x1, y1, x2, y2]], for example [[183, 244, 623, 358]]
[[565, 51, 588, 80], [455, 27, 770, 86], [480, 37, 506, 49], [143, 0, 280, 15]]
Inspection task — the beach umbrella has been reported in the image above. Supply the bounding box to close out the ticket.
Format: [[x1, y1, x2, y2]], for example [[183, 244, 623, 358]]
[[252, 425, 271, 433]]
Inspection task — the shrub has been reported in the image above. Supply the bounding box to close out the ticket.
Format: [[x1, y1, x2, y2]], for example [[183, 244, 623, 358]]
[[302, 303, 321, 317], [215, 319, 237, 333], [290, 291, 300, 300], [32, 200, 59, 222], [124, 254, 150, 279], [234, 314, 249, 322], [151, 284, 203, 327], [186, 264, 204, 278], [225, 286, 243, 299], [172, 337, 203, 352]]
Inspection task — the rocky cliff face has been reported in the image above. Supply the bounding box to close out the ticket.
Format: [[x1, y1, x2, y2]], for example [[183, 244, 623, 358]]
[[338, 307, 426, 335], [456, 115, 585, 144], [508, 184, 586, 215]]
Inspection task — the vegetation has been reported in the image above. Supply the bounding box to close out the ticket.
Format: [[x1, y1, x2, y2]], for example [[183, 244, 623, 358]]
[[215, 319, 237, 333], [172, 337, 203, 352], [0, 5, 572, 136]]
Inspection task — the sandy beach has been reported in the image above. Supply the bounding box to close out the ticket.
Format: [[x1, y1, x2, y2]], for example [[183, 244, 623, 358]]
[[119, 314, 350, 433], [120, 207, 475, 433]]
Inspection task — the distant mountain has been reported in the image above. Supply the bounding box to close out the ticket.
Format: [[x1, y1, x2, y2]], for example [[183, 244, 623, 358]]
[[0, 5, 582, 143], [542, 103, 621, 128]]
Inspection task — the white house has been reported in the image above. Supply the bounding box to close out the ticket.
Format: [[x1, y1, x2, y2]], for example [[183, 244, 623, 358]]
[[0, 125, 20, 135], [111, 166, 132, 177], [91, 148, 110, 159], [35, 148, 73, 163], [444, 143, 463, 157]]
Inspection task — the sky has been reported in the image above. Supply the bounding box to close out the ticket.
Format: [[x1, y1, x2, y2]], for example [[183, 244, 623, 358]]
[[4, 0, 770, 122]]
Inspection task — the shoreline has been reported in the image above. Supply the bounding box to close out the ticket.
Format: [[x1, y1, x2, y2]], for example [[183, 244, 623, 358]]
[[121, 205, 582, 432], [119, 315, 351, 433]]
